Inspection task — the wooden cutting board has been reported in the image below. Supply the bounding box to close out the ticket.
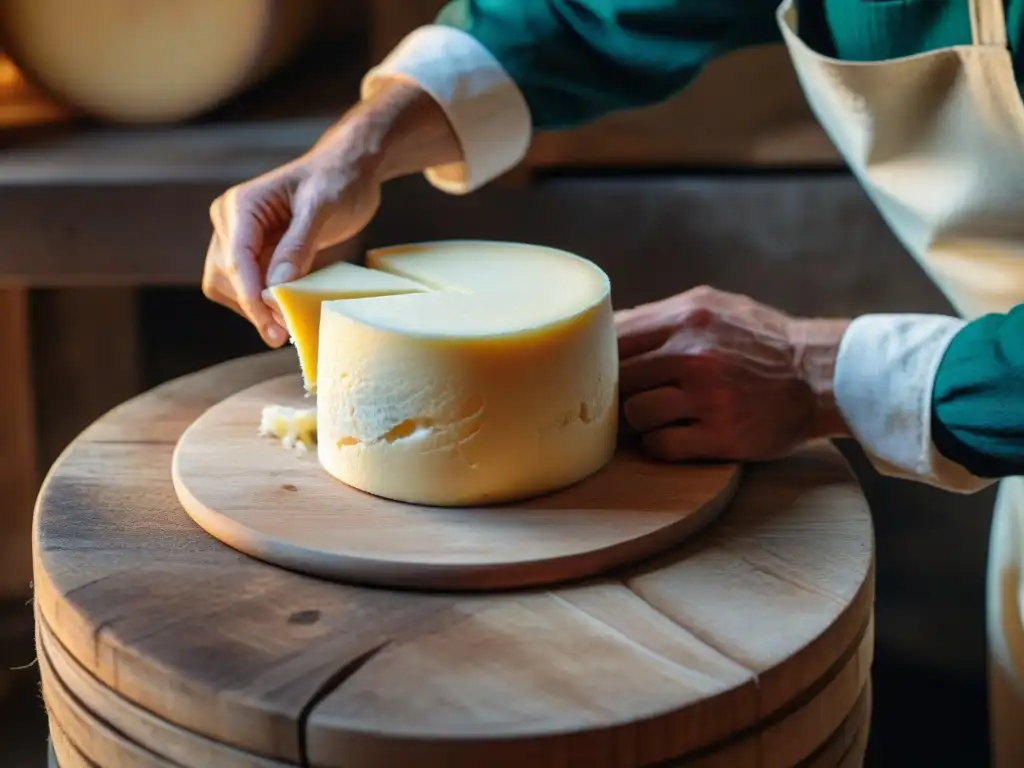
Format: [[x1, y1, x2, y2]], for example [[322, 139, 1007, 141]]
[[172, 374, 742, 591]]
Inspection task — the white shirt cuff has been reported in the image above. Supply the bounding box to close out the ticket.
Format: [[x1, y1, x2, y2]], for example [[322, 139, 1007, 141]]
[[834, 314, 992, 493], [362, 25, 533, 195]]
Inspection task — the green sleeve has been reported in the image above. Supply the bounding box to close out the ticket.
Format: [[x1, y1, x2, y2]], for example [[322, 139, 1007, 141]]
[[435, 0, 783, 130], [932, 306, 1024, 478]]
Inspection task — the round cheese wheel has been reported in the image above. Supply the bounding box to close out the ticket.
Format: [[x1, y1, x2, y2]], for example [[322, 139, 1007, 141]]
[[0, 0, 317, 123], [315, 242, 619, 507]]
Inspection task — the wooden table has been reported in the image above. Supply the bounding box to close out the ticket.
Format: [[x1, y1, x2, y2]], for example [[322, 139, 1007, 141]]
[[33, 350, 875, 767]]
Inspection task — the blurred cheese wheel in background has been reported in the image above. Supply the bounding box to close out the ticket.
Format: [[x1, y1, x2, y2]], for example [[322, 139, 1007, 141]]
[[0, 0, 319, 124]]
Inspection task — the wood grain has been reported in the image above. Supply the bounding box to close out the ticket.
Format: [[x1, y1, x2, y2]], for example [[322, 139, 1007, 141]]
[[38, 604, 870, 768], [49, 715, 92, 768], [806, 683, 871, 768], [38, 611, 292, 768], [173, 374, 740, 591], [43, 659, 177, 768], [33, 350, 874, 766], [303, 582, 872, 767]]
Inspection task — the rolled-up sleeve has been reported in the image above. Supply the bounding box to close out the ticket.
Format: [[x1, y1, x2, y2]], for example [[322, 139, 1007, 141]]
[[364, 0, 781, 194], [833, 313, 992, 492]]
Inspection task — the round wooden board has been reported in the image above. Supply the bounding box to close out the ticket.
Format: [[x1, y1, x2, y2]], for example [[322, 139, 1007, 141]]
[[171, 374, 742, 591], [33, 351, 875, 767]]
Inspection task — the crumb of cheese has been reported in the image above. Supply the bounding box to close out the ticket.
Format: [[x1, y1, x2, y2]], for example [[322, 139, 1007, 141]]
[[259, 404, 317, 452]]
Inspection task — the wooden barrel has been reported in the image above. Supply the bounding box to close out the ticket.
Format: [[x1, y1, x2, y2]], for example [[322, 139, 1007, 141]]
[[33, 351, 875, 768]]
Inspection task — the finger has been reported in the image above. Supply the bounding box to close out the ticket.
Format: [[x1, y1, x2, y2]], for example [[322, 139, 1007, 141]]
[[265, 202, 328, 288], [261, 288, 287, 330], [208, 275, 291, 349], [616, 306, 673, 359], [642, 423, 719, 463], [217, 219, 287, 347], [623, 386, 697, 433], [619, 349, 679, 397], [206, 284, 243, 318], [202, 264, 244, 316]]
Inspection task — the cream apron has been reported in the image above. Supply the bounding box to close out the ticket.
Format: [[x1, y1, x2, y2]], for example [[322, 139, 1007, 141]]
[[778, 0, 1024, 763]]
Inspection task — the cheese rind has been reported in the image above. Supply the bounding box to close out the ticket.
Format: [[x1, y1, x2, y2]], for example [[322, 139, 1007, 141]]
[[316, 241, 618, 506], [268, 261, 428, 393]]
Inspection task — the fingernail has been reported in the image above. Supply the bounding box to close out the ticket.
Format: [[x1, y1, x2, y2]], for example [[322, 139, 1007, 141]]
[[267, 263, 297, 286], [266, 325, 287, 346]]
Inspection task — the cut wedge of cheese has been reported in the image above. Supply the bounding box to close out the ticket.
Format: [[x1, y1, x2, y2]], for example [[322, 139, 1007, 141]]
[[313, 241, 618, 507], [268, 261, 427, 393], [0, 0, 317, 123]]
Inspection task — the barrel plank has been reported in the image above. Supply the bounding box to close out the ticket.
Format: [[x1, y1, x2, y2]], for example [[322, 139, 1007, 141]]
[[43, 659, 177, 768], [49, 715, 93, 768], [34, 351, 874, 768], [39, 624, 871, 768], [38, 611, 295, 768], [809, 683, 871, 768]]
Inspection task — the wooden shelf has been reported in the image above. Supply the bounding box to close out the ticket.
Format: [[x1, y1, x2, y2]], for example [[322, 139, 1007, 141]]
[[0, 42, 367, 187]]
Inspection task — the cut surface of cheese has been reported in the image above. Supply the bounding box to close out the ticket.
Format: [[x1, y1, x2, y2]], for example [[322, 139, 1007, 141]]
[[268, 261, 427, 393], [0, 0, 316, 123], [316, 241, 618, 507]]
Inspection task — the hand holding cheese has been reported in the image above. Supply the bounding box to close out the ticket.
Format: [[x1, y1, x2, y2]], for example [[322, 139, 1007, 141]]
[[202, 80, 462, 347], [268, 241, 619, 506]]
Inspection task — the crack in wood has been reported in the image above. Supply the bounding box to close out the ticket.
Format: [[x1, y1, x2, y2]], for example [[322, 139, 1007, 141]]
[[549, 591, 745, 689], [619, 578, 757, 679], [296, 641, 390, 768], [738, 547, 847, 604]]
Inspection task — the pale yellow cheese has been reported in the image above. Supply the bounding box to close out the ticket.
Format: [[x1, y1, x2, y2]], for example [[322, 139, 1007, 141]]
[[0, 0, 316, 123], [268, 261, 427, 393], [316, 241, 618, 507], [258, 404, 317, 452]]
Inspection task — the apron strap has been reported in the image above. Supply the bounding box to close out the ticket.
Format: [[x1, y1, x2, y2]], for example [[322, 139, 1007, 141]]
[[970, 0, 1009, 47]]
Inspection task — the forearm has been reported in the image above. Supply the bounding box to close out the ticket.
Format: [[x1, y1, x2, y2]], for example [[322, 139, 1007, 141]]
[[305, 80, 462, 186], [360, 81, 463, 183], [788, 318, 853, 441]]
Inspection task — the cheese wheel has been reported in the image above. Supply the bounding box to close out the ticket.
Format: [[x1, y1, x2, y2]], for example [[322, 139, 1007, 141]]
[[0, 0, 317, 123], [274, 241, 618, 507]]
